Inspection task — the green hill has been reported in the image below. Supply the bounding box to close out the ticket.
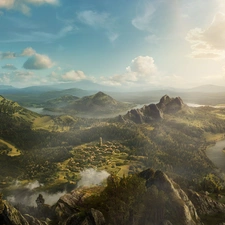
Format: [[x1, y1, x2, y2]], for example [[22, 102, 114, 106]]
[[44, 91, 135, 117], [0, 95, 39, 123]]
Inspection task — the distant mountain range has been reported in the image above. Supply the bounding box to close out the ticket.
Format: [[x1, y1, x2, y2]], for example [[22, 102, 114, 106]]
[[186, 84, 225, 93], [2, 83, 225, 108]]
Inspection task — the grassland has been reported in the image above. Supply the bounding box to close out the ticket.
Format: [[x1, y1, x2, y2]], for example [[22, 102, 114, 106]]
[[0, 139, 21, 156]]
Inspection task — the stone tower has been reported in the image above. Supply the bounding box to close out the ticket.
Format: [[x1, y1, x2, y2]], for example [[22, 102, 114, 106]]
[[99, 137, 102, 147]]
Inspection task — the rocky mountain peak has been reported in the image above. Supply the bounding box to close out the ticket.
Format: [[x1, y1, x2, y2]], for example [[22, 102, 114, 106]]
[[159, 95, 172, 105], [157, 95, 186, 113], [122, 95, 187, 124], [94, 91, 106, 97]]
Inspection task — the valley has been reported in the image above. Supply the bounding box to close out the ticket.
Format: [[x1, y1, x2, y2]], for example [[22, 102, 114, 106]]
[[1, 90, 225, 224]]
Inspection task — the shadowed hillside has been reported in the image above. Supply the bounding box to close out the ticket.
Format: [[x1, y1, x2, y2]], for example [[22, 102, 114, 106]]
[[44, 91, 135, 117]]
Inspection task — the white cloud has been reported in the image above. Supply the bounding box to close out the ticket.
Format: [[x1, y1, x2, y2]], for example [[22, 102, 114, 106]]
[[0, 47, 36, 60], [186, 12, 225, 59], [23, 53, 53, 70], [0, 72, 11, 84], [101, 56, 158, 86], [2, 64, 17, 70], [26, 0, 59, 5], [77, 168, 110, 187], [77, 10, 109, 28], [77, 10, 118, 42], [0, 70, 35, 85], [0, 0, 14, 9], [132, 3, 155, 31], [3, 25, 74, 43], [61, 70, 86, 81], [21, 47, 36, 56], [127, 56, 157, 75], [29, 25, 74, 41], [14, 71, 34, 82], [0, 0, 59, 15], [0, 51, 16, 59], [107, 31, 119, 43]]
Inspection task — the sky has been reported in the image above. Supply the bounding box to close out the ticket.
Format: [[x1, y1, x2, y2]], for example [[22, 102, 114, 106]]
[[0, 0, 225, 90]]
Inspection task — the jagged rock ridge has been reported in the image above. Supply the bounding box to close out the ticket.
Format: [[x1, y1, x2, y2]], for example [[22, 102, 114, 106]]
[[123, 95, 188, 123]]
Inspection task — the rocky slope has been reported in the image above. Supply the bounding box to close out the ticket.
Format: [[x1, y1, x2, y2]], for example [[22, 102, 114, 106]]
[[0, 200, 47, 225], [139, 169, 200, 225], [123, 95, 189, 123], [53, 187, 106, 225], [2, 169, 225, 225]]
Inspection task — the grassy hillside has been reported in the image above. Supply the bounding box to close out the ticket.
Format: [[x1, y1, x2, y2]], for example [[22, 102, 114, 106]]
[[44, 91, 135, 117]]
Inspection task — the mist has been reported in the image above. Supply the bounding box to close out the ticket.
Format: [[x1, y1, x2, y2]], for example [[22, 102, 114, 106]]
[[6, 180, 66, 207], [6, 168, 110, 207], [77, 168, 110, 187]]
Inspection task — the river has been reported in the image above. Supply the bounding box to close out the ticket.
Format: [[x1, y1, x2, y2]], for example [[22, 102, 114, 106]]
[[206, 139, 225, 173]]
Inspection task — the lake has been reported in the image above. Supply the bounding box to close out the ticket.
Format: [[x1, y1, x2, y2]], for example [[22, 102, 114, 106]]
[[206, 139, 225, 173]]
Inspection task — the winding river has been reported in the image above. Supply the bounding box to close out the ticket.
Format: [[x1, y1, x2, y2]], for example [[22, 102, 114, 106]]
[[206, 139, 225, 173]]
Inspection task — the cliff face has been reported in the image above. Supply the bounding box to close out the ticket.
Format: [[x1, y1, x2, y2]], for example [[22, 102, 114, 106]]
[[141, 170, 200, 225], [187, 190, 225, 215], [0, 200, 47, 225], [156, 95, 186, 113], [124, 104, 163, 123], [53, 187, 106, 225]]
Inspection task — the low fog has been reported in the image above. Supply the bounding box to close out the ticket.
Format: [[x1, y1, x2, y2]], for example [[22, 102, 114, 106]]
[[77, 168, 110, 187], [6, 168, 110, 207]]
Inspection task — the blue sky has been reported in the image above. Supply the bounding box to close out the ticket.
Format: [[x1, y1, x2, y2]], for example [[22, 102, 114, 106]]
[[0, 0, 225, 90]]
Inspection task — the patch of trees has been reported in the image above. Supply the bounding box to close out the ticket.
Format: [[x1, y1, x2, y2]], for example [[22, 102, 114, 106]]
[[83, 173, 168, 225]]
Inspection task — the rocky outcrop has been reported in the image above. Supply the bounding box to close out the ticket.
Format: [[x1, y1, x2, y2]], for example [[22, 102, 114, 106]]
[[157, 95, 186, 113], [64, 208, 105, 225], [122, 95, 188, 124], [24, 214, 48, 225], [124, 103, 163, 123], [140, 169, 201, 225], [53, 187, 106, 225], [187, 189, 225, 216], [0, 200, 47, 225]]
